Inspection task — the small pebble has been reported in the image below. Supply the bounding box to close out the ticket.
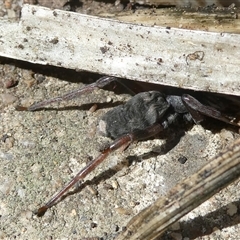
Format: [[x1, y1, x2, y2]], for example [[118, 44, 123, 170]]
[[34, 73, 46, 84], [0, 151, 14, 160], [170, 222, 181, 231], [4, 136, 15, 149], [86, 185, 98, 196], [1, 134, 8, 142], [227, 203, 237, 216], [90, 222, 97, 228], [7, 9, 15, 18], [1, 93, 17, 105], [178, 156, 187, 164], [220, 130, 234, 142], [71, 209, 77, 216], [88, 104, 98, 115], [23, 79, 36, 88], [17, 187, 26, 198], [111, 179, 119, 189], [3, 78, 18, 88], [129, 201, 140, 207], [106, 96, 112, 103], [4, 0, 12, 9], [103, 183, 114, 190], [115, 207, 131, 215], [112, 224, 120, 232], [170, 232, 183, 240], [0, 179, 14, 195]]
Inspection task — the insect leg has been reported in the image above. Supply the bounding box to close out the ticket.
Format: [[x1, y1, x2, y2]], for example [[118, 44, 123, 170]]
[[36, 123, 163, 217], [17, 76, 117, 111], [182, 94, 240, 126]]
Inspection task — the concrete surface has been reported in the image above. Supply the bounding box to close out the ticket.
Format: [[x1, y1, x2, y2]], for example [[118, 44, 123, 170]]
[[0, 1, 240, 240]]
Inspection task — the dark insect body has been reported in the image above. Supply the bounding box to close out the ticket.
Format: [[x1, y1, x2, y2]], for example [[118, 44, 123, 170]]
[[16, 76, 240, 217], [100, 90, 238, 139]]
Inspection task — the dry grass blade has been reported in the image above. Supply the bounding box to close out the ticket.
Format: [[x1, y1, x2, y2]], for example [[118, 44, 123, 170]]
[[116, 138, 240, 240]]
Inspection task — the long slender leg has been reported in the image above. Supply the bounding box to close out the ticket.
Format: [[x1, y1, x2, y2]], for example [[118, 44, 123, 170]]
[[182, 94, 240, 126], [36, 123, 163, 217], [17, 76, 117, 111]]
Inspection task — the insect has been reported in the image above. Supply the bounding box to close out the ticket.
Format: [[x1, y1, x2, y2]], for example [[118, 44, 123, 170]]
[[17, 76, 240, 217]]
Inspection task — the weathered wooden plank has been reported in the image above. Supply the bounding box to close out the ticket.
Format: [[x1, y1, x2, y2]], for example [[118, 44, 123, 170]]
[[129, 0, 240, 7], [0, 5, 240, 95], [103, 8, 240, 34]]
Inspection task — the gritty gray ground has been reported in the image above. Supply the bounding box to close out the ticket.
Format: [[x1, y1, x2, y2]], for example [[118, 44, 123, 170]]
[[1, 1, 240, 240]]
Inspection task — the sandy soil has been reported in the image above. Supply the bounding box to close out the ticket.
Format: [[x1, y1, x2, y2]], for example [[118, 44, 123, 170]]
[[0, 1, 240, 240]]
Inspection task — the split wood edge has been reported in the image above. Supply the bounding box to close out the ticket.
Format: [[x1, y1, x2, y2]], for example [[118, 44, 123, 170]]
[[116, 137, 240, 239]]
